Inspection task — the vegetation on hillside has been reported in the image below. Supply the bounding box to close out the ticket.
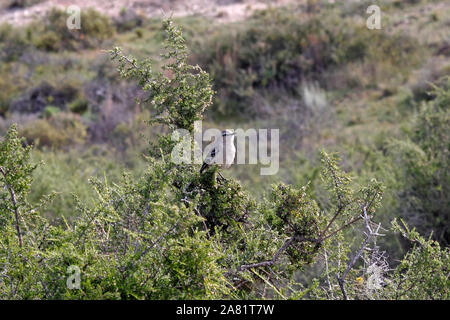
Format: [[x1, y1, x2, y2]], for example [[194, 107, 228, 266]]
[[0, 0, 449, 299]]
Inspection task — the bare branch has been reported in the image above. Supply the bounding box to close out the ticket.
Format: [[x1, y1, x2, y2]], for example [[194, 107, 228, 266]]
[[336, 206, 384, 300]]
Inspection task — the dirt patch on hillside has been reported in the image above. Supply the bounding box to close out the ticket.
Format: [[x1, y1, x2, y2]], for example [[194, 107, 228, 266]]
[[0, 0, 298, 25]]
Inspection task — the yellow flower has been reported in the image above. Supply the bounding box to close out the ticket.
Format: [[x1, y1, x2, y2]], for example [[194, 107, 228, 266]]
[[355, 276, 364, 284]]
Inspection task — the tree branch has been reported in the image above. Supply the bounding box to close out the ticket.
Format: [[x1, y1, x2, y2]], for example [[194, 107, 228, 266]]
[[238, 237, 296, 271], [336, 206, 383, 300], [320, 215, 363, 242]]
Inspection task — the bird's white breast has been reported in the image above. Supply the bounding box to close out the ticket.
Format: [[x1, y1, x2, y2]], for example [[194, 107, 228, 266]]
[[223, 136, 236, 168], [204, 135, 236, 168]]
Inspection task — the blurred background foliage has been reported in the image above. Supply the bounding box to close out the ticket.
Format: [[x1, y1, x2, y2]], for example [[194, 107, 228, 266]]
[[0, 0, 448, 266]]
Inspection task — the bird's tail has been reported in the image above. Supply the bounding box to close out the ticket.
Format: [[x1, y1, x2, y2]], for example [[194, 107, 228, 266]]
[[200, 163, 208, 174]]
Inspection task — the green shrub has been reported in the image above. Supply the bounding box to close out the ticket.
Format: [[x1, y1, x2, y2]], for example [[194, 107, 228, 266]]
[[43, 105, 61, 118], [386, 219, 449, 299], [0, 23, 30, 62], [21, 113, 87, 148], [389, 77, 450, 245], [193, 9, 336, 116], [34, 30, 60, 51], [134, 28, 144, 39], [10, 81, 81, 115], [0, 64, 27, 115], [192, 7, 421, 117], [68, 98, 89, 114], [29, 146, 139, 221]]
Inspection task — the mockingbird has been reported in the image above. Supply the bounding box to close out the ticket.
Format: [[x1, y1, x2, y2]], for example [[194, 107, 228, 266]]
[[200, 129, 236, 175]]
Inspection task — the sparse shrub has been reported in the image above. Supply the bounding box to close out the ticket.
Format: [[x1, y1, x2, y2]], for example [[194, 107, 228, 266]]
[[409, 58, 450, 102], [85, 83, 139, 143], [68, 98, 89, 114], [42, 105, 61, 118], [10, 81, 79, 114], [385, 219, 449, 299], [3, 0, 44, 9], [193, 7, 421, 117], [0, 64, 27, 115], [29, 146, 138, 220], [21, 112, 87, 148], [113, 8, 144, 32], [34, 30, 59, 51], [0, 23, 30, 62], [193, 9, 337, 116], [134, 28, 144, 39]]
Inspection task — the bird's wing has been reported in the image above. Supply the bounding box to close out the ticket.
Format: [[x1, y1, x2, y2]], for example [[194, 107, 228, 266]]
[[200, 147, 217, 173], [204, 146, 217, 165]]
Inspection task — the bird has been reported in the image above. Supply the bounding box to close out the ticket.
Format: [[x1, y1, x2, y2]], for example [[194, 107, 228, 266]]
[[200, 129, 236, 176]]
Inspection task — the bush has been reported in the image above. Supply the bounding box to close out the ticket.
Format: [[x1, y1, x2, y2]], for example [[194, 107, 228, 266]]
[[0, 23, 31, 62], [192, 7, 421, 117], [34, 30, 60, 51], [29, 146, 138, 221], [42, 105, 61, 118], [21, 112, 87, 148], [113, 8, 144, 33], [0, 63, 27, 116], [389, 77, 450, 245], [386, 219, 449, 299], [68, 98, 89, 114], [193, 9, 337, 116], [10, 81, 80, 114], [3, 0, 44, 9], [33, 8, 115, 52]]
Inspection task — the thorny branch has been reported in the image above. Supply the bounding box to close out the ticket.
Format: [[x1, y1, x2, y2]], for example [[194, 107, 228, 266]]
[[231, 209, 365, 279], [337, 206, 384, 300], [0, 166, 23, 248], [237, 237, 296, 271]]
